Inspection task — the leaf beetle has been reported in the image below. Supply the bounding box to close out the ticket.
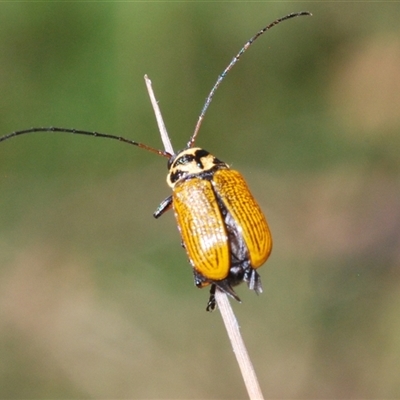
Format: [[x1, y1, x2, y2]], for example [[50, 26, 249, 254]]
[[0, 12, 311, 310]]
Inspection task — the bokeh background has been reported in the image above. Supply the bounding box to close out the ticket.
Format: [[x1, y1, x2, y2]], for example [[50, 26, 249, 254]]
[[0, 2, 399, 399]]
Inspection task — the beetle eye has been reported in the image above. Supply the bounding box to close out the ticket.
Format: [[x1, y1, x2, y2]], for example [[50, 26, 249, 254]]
[[176, 154, 194, 166]]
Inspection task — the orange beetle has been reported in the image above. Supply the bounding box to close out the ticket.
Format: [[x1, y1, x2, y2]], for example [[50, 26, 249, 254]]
[[153, 148, 272, 310], [0, 12, 311, 310]]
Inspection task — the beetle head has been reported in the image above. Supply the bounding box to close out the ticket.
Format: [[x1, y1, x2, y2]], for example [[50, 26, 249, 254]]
[[166, 147, 227, 188]]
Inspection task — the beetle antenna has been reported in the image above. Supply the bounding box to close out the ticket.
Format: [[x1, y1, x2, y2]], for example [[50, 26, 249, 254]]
[[187, 11, 312, 148], [0, 127, 172, 158]]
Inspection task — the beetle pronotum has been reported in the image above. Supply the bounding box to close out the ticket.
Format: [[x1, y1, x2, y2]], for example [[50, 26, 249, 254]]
[[0, 11, 311, 310]]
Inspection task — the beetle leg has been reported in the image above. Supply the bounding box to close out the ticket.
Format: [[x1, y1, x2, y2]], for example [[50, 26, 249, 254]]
[[206, 285, 216, 312], [193, 270, 242, 310], [246, 268, 263, 294], [206, 283, 242, 312], [215, 280, 241, 303], [153, 195, 173, 219]]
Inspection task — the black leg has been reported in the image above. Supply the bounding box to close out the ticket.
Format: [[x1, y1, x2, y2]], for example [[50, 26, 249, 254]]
[[206, 285, 216, 312], [215, 279, 241, 302], [246, 268, 263, 294], [153, 195, 173, 219]]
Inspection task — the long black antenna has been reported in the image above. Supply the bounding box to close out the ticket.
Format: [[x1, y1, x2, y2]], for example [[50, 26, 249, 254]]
[[0, 127, 172, 158], [0, 12, 311, 156], [187, 11, 312, 148]]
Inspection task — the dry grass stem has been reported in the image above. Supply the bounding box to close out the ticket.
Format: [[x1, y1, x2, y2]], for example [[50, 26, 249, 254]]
[[215, 289, 264, 400], [145, 75, 263, 399], [144, 75, 174, 155]]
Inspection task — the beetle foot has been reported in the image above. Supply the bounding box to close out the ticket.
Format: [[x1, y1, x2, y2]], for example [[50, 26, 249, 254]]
[[245, 268, 263, 294], [214, 279, 241, 303], [206, 285, 216, 312]]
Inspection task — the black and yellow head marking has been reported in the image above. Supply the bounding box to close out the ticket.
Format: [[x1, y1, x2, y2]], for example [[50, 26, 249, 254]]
[[166, 148, 227, 188]]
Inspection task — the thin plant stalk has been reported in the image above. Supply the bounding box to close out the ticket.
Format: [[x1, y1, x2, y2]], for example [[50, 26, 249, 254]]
[[144, 75, 174, 155], [145, 75, 264, 400], [215, 288, 264, 400]]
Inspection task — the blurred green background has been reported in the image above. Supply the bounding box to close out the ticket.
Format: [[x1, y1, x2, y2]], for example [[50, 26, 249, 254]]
[[0, 2, 399, 399]]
